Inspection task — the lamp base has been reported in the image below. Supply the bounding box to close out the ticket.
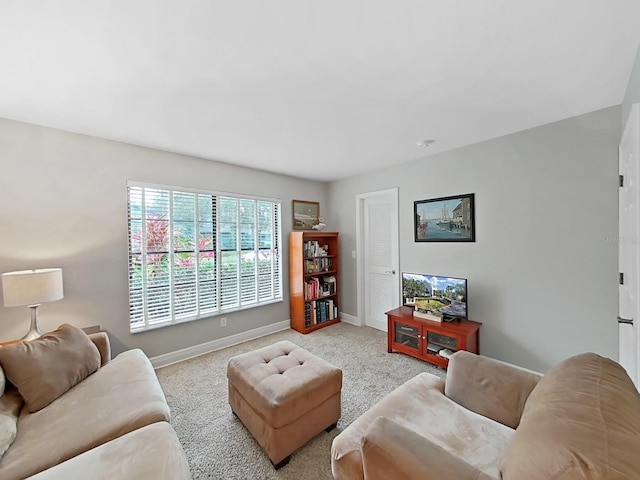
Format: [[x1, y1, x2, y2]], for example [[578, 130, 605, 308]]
[[21, 305, 45, 341]]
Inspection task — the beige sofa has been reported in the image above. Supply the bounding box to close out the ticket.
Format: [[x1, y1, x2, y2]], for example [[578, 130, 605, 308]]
[[0, 323, 191, 480], [332, 350, 640, 479]]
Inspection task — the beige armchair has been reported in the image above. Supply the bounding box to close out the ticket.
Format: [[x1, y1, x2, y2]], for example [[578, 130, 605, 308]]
[[331, 350, 640, 479]]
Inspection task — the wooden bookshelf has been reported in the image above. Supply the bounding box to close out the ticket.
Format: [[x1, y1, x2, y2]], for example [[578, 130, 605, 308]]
[[289, 231, 340, 333]]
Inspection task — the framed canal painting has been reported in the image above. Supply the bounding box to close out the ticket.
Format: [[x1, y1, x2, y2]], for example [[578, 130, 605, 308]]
[[414, 193, 475, 242]]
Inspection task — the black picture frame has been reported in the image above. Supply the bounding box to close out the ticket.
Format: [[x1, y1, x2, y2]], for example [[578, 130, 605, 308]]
[[414, 193, 475, 242]]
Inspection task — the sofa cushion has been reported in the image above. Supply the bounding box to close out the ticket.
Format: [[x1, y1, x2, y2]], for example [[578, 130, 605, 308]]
[[87, 332, 111, 367], [501, 352, 640, 479], [445, 351, 541, 429], [0, 349, 171, 480], [26, 422, 191, 480], [0, 364, 5, 394], [331, 372, 514, 480], [0, 386, 22, 461], [361, 416, 496, 480], [0, 323, 101, 412]]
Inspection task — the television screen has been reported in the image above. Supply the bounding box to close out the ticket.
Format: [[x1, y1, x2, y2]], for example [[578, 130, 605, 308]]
[[402, 272, 467, 320]]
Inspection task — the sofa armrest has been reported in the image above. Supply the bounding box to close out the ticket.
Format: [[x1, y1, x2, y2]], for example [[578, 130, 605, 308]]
[[361, 416, 493, 480], [444, 351, 541, 429], [88, 332, 111, 366]]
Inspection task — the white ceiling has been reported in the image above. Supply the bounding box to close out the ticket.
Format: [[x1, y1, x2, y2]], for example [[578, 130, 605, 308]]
[[1, 1, 639, 182]]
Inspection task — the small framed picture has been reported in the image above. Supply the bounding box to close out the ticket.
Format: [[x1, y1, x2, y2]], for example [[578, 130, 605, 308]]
[[414, 193, 475, 242], [292, 200, 320, 230]]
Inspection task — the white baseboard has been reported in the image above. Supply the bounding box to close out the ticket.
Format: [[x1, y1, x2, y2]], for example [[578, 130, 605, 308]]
[[340, 312, 361, 326], [150, 320, 290, 369]]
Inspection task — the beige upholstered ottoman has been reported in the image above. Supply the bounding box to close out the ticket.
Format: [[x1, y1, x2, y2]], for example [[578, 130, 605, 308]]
[[227, 340, 342, 468]]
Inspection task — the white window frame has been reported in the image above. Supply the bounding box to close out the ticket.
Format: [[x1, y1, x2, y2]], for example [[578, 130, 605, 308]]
[[127, 181, 282, 333]]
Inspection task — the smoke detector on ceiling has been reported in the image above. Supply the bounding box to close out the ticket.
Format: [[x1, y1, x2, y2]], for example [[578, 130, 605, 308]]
[[416, 140, 435, 148]]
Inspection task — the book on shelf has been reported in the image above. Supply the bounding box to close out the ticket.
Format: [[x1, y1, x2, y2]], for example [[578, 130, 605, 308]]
[[310, 300, 317, 325], [305, 277, 338, 300], [304, 241, 328, 258], [304, 298, 337, 326], [305, 257, 333, 274], [305, 278, 320, 300], [304, 303, 312, 328], [327, 299, 334, 320], [322, 276, 336, 295]]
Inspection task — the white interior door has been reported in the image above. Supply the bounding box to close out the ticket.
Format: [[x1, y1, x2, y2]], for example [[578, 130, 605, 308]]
[[359, 189, 399, 331], [619, 103, 640, 388]]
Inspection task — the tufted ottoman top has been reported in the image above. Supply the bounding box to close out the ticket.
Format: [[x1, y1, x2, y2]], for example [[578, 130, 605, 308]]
[[227, 340, 342, 429]]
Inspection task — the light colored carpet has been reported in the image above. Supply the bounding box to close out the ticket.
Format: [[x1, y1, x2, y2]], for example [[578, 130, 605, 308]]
[[156, 322, 446, 480]]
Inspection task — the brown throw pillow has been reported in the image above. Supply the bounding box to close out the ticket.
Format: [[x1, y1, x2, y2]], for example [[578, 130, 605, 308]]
[[0, 323, 101, 412], [0, 386, 23, 460]]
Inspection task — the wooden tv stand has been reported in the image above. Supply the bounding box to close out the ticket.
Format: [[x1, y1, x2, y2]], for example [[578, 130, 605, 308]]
[[386, 307, 481, 369]]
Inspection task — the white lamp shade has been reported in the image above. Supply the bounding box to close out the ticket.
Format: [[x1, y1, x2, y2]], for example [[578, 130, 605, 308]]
[[2, 268, 64, 307]]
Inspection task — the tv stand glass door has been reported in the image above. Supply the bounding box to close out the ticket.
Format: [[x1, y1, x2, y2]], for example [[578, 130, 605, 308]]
[[394, 322, 420, 352]]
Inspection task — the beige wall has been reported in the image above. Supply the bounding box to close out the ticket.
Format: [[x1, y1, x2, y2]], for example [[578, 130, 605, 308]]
[[0, 119, 327, 357], [328, 106, 621, 372], [0, 105, 623, 372]]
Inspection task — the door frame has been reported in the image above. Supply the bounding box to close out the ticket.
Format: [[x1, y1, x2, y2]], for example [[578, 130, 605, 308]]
[[355, 187, 400, 327], [619, 102, 640, 388]]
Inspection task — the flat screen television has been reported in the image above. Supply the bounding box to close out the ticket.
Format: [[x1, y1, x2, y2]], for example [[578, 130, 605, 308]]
[[402, 272, 467, 321]]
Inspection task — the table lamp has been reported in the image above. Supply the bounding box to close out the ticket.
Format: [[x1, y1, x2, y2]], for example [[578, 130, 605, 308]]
[[2, 268, 64, 340]]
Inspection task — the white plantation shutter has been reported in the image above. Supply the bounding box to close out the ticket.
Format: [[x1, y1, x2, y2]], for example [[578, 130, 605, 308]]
[[258, 201, 279, 301], [198, 194, 217, 313], [127, 182, 282, 332], [220, 196, 239, 310], [240, 198, 257, 305]]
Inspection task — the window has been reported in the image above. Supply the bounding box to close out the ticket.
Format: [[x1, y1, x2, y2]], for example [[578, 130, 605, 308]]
[[127, 182, 282, 332]]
